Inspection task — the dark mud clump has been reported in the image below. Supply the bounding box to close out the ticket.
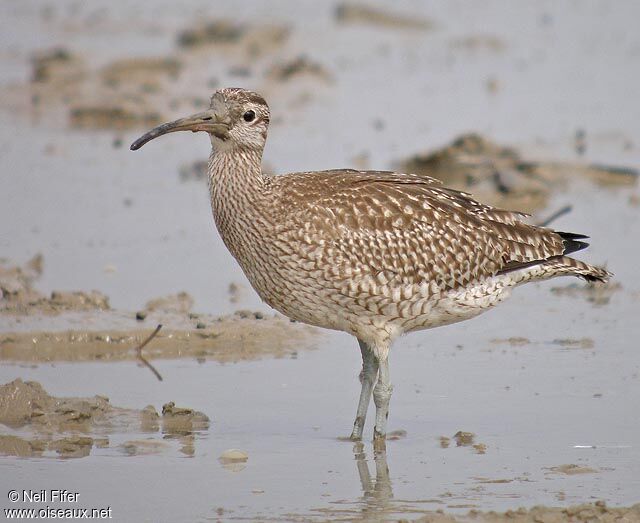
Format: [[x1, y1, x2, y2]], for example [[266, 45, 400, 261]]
[[472, 443, 487, 454], [335, 3, 434, 31], [144, 291, 194, 314], [490, 337, 531, 347], [12, 46, 178, 131], [550, 281, 622, 306], [449, 431, 487, 454], [0, 379, 209, 459], [398, 134, 638, 214], [266, 56, 333, 83], [31, 48, 84, 84], [399, 134, 549, 213], [161, 401, 209, 435], [176, 19, 290, 59], [0, 378, 137, 433], [69, 106, 162, 130], [228, 282, 246, 304], [0, 378, 130, 458], [178, 20, 245, 46], [6, 17, 298, 132], [453, 431, 475, 446], [551, 338, 595, 349], [70, 56, 181, 129], [100, 57, 182, 86], [546, 464, 598, 475], [0, 254, 43, 309], [160, 402, 210, 456], [0, 256, 110, 315], [47, 291, 110, 311]]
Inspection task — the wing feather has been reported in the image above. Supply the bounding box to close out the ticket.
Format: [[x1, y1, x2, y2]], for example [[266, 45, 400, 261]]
[[272, 169, 573, 290]]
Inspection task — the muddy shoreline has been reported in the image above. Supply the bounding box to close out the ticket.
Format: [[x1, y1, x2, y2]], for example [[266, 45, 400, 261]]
[[0, 378, 209, 459], [1, 1, 639, 520], [0, 317, 315, 364]]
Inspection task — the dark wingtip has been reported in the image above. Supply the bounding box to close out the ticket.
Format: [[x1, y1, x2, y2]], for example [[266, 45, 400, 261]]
[[558, 231, 590, 255], [558, 231, 589, 240]]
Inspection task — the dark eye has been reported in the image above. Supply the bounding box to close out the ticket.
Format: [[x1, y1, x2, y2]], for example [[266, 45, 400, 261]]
[[243, 110, 256, 122]]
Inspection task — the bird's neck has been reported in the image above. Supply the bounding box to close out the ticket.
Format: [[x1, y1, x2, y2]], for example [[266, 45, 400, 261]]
[[207, 146, 268, 248]]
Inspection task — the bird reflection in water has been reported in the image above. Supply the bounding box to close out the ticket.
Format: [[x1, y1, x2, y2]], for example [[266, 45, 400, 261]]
[[353, 441, 393, 515]]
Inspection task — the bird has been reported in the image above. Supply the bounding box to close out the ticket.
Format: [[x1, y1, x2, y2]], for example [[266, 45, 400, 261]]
[[131, 87, 610, 443]]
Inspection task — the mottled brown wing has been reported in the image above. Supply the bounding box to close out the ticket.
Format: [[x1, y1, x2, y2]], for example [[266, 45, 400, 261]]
[[273, 170, 568, 290]]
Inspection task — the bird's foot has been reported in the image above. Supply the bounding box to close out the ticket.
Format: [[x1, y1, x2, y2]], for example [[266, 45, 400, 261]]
[[350, 416, 365, 441], [373, 429, 387, 452]]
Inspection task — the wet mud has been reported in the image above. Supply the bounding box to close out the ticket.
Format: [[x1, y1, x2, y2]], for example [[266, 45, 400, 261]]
[[550, 281, 622, 306], [304, 503, 640, 523], [1, 1, 639, 521], [0, 312, 313, 364], [412, 503, 640, 523], [398, 134, 638, 214], [1, 255, 110, 315], [1, 15, 296, 132], [279, 443, 640, 522], [0, 256, 316, 364], [0, 378, 208, 459], [266, 56, 333, 84], [334, 3, 434, 31]]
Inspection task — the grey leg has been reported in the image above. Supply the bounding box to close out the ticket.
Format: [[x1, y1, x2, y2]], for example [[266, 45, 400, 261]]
[[373, 355, 393, 443], [353, 442, 373, 496], [350, 339, 379, 441], [352, 441, 393, 506], [373, 445, 392, 501]]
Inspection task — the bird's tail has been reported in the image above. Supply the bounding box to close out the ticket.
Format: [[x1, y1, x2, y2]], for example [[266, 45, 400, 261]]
[[521, 255, 611, 284]]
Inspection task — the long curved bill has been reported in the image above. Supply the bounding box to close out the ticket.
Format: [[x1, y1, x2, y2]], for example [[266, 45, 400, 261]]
[[130, 110, 229, 151]]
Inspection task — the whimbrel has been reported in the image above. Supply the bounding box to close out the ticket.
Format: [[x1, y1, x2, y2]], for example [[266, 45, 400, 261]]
[[131, 88, 610, 442]]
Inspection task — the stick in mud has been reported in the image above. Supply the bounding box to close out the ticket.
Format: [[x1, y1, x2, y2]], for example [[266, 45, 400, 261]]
[[135, 324, 164, 381], [537, 205, 572, 227]]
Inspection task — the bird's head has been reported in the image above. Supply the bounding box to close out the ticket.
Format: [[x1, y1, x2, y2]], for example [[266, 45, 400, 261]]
[[130, 88, 270, 152]]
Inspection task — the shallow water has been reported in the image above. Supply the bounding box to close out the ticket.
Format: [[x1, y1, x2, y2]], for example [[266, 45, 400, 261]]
[[1, 298, 639, 521], [1, 1, 639, 522]]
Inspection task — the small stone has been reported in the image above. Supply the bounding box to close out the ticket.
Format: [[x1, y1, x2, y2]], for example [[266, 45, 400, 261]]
[[473, 443, 487, 454], [219, 449, 248, 464], [453, 431, 475, 446], [135, 311, 147, 321]]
